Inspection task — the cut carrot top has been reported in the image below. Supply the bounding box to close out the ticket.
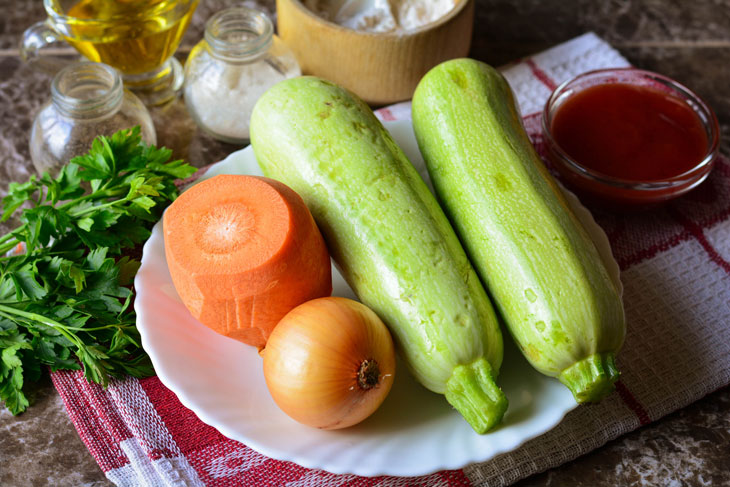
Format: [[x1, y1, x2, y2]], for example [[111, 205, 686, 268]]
[[164, 174, 332, 349]]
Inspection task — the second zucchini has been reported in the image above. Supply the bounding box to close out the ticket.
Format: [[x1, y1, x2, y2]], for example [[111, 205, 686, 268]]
[[412, 59, 626, 403]]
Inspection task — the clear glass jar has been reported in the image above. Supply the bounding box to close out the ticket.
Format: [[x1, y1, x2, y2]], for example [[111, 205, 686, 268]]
[[183, 7, 301, 144], [30, 62, 156, 177]]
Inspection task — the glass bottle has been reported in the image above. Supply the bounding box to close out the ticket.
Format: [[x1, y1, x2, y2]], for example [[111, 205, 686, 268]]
[[30, 62, 156, 176], [183, 7, 301, 144]]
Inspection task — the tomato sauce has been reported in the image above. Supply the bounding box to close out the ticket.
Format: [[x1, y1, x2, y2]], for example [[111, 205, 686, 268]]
[[550, 83, 709, 182]]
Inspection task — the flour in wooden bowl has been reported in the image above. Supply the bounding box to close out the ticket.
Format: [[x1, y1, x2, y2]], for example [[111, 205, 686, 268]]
[[302, 0, 458, 33]]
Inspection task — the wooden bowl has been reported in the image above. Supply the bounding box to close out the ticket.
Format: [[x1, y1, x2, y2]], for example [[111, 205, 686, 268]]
[[276, 0, 474, 105]]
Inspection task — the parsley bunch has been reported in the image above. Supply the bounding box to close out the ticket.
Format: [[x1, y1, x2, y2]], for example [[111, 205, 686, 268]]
[[0, 127, 196, 414]]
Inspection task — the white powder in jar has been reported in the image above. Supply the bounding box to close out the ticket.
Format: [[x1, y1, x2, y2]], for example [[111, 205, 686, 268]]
[[303, 0, 458, 33], [185, 55, 298, 143]]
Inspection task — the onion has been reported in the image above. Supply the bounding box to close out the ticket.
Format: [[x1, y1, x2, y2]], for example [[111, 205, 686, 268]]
[[262, 297, 396, 429]]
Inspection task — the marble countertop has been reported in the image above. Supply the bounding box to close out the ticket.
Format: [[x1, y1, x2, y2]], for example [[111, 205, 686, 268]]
[[1, 0, 729, 485]]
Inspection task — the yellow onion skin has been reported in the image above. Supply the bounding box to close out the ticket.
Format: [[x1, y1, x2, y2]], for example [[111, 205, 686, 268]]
[[263, 297, 396, 429]]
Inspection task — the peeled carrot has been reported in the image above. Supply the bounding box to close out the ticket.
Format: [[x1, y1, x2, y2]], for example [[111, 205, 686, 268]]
[[163, 174, 332, 349]]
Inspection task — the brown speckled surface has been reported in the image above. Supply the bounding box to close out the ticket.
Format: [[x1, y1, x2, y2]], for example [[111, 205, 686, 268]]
[[1, 1, 730, 486]]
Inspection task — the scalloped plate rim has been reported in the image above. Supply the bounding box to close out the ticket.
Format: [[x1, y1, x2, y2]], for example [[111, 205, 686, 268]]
[[134, 120, 621, 477]]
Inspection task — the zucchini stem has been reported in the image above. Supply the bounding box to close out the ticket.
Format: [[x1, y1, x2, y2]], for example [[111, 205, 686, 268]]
[[559, 352, 620, 403], [445, 357, 508, 434]]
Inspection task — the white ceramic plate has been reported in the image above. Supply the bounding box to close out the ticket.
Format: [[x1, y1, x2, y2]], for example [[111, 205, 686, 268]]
[[135, 120, 620, 477]]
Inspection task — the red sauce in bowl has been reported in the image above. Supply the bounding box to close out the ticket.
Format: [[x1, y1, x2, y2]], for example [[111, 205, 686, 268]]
[[550, 83, 709, 182], [542, 68, 720, 208]]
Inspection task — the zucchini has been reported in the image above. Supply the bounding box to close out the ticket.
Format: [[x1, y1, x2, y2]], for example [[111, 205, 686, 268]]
[[250, 77, 507, 433], [412, 59, 626, 403]]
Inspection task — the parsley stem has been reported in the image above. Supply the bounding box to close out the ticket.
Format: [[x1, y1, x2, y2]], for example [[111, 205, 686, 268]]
[[0, 233, 16, 245], [0, 303, 80, 346], [56, 187, 127, 212], [62, 323, 132, 332], [67, 195, 130, 218], [0, 239, 20, 255], [0, 304, 64, 327]]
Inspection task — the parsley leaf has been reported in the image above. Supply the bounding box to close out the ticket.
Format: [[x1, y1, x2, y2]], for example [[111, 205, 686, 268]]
[[0, 127, 196, 414]]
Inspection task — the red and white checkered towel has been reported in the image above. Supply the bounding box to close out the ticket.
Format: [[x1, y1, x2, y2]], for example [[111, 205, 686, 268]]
[[51, 33, 730, 486]]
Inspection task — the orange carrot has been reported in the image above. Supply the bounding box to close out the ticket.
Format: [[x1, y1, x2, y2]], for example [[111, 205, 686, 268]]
[[163, 174, 332, 349]]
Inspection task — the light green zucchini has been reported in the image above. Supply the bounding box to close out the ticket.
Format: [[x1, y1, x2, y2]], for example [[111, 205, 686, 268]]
[[250, 76, 507, 432], [411, 59, 626, 403]]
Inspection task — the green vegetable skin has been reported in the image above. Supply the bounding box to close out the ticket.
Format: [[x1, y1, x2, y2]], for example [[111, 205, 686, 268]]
[[250, 77, 507, 433], [412, 59, 626, 403]]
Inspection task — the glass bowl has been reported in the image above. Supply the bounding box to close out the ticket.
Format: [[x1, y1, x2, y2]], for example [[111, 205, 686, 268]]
[[542, 68, 720, 208]]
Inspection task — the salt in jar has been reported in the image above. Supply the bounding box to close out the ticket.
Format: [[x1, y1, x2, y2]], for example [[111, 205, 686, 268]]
[[183, 7, 301, 144]]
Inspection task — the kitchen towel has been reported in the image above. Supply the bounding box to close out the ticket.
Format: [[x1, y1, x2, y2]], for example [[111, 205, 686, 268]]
[[51, 32, 730, 487]]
